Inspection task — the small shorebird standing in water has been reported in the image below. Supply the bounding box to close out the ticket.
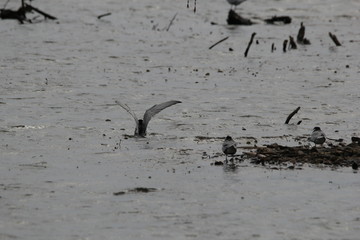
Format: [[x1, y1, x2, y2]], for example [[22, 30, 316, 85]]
[[222, 136, 237, 161], [309, 127, 326, 147], [226, 0, 247, 10], [116, 100, 181, 137]]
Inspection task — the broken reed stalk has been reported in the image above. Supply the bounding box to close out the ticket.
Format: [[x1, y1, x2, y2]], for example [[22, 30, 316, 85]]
[[329, 32, 341, 46], [296, 22, 311, 45], [244, 32, 256, 57], [289, 36, 297, 49], [297, 22, 305, 42], [285, 107, 301, 124], [283, 39, 288, 52], [97, 12, 111, 19], [166, 13, 177, 31], [209, 36, 229, 50], [186, 0, 196, 13]]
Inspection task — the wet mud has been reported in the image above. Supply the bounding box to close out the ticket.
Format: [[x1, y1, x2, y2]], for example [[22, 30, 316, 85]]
[[245, 142, 360, 168]]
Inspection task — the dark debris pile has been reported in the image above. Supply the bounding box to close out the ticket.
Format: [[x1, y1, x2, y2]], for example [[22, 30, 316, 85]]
[[243, 142, 360, 169]]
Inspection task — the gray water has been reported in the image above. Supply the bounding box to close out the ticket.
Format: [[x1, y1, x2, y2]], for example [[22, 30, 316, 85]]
[[1, 0, 360, 239]]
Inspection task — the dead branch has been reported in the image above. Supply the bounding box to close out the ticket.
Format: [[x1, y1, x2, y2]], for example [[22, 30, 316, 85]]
[[0, 5, 29, 23], [25, 4, 56, 20], [285, 107, 300, 124]]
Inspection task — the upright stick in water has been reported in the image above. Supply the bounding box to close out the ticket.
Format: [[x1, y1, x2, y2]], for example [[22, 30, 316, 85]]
[[244, 32, 256, 57]]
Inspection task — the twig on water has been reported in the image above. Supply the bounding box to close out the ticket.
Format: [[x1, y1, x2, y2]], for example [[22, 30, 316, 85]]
[[329, 32, 341, 46], [244, 32, 256, 57], [209, 36, 229, 50], [97, 12, 111, 19], [285, 107, 301, 124], [166, 13, 177, 31]]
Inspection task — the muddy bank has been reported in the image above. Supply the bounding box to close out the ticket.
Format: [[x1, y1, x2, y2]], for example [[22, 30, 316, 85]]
[[243, 142, 360, 168]]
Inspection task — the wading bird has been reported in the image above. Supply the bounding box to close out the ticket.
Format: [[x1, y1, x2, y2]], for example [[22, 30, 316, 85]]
[[309, 127, 326, 147], [222, 135, 237, 160]]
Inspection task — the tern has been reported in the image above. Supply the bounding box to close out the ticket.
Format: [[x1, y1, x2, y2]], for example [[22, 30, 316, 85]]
[[116, 100, 181, 137], [222, 136, 237, 160], [309, 127, 326, 146]]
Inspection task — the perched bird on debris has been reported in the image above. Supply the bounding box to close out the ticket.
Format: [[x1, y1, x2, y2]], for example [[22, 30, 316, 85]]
[[222, 136, 237, 160], [309, 127, 326, 146], [115, 100, 181, 137], [226, 0, 247, 10]]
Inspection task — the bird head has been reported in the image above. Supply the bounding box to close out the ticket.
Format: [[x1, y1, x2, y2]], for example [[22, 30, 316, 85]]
[[225, 136, 233, 140], [313, 127, 321, 132]]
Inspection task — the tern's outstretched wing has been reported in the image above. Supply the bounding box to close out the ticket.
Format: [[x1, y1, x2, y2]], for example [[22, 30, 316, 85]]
[[143, 100, 181, 128], [115, 101, 138, 124]]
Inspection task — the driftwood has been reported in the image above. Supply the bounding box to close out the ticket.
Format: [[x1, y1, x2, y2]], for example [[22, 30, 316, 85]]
[[244, 32, 256, 57], [285, 107, 300, 124], [209, 36, 229, 50], [227, 10, 253, 25], [1, 3, 56, 23], [329, 32, 341, 46], [0, 5, 29, 23], [264, 16, 291, 24]]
